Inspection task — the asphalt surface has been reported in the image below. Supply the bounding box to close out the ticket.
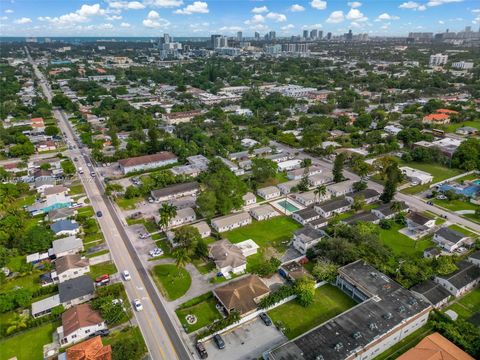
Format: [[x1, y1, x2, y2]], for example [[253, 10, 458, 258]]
[[27, 48, 192, 360]]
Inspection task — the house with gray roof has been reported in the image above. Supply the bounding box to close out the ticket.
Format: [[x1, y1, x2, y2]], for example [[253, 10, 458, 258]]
[[208, 239, 246, 277], [410, 279, 451, 309], [327, 179, 355, 197], [150, 181, 199, 203], [292, 227, 324, 255], [433, 227, 472, 252], [371, 201, 409, 219], [277, 179, 301, 195], [50, 236, 83, 258], [345, 189, 380, 204], [292, 206, 321, 225], [211, 212, 252, 233], [48, 207, 76, 222], [59, 275, 95, 308], [342, 211, 380, 225], [249, 204, 279, 221], [434, 260, 480, 297], [51, 220, 80, 236], [257, 186, 280, 200], [314, 197, 351, 218]]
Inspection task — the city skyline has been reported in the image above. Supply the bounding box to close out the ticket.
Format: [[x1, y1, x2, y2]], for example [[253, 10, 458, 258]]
[[0, 0, 479, 37]]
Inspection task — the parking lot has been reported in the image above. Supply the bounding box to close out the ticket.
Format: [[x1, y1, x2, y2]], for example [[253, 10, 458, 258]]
[[203, 317, 286, 360]]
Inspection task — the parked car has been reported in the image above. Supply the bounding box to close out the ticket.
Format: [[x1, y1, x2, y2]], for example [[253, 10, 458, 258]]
[[93, 329, 110, 337], [96, 211, 103, 217], [133, 299, 143, 311], [195, 342, 208, 359], [259, 312, 272, 326], [95, 274, 110, 283], [213, 334, 225, 349], [149, 248, 164, 257], [122, 270, 131, 281], [90, 172, 96, 177]]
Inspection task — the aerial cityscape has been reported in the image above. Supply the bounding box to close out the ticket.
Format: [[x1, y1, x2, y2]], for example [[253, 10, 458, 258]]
[[0, 1, 480, 360]]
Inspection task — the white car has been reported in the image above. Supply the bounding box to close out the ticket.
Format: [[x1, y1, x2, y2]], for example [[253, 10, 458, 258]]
[[149, 248, 164, 257], [133, 299, 143, 311], [122, 270, 131, 281]]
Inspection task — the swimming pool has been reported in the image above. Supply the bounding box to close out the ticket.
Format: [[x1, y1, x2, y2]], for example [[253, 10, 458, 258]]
[[277, 200, 300, 212]]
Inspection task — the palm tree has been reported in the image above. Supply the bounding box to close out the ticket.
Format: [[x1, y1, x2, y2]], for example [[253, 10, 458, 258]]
[[390, 201, 403, 213], [314, 185, 327, 203], [158, 203, 177, 231], [173, 247, 191, 269], [6, 313, 28, 335]]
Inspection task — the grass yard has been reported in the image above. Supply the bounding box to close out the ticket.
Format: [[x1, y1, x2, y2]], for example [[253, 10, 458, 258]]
[[116, 196, 142, 210], [224, 216, 301, 253], [152, 264, 191, 301], [175, 293, 222, 333], [268, 284, 357, 339], [259, 172, 289, 187], [445, 288, 480, 321], [69, 183, 85, 195], [444, 121, 480, 133], [103, 326, 146, 358], [85, 249, 109, 258], [378, 223, 434, 256], [0, 321, 59, 360], [448, 224, 478, 238], [77, 206, 94, 217], [0, 271, 43, 294], [88, 261, 118, 280], [433, 198, 480, 212]]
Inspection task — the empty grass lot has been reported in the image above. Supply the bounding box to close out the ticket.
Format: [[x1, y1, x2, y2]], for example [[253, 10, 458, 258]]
[[0, 321, 59, 360], [175, 293, 222, 333], [152, 264, 191, 301], [433, 198, 480, 212], [268, 284, 357, 339], [224, 216, 301, 253], [89, 261, 118, 280], [378, 223, 434, 256], [445, 287, 480, 322]]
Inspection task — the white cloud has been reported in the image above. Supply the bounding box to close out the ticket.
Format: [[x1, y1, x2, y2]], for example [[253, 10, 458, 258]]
[[174, 1, 209, 14], [266, 12, 287, 22], [219, 25, 243, 32], [310, 0, 327, 10], [120, 22, 131, 27], [0, 16, 7, 20], [106, 15, 123, 20], [143, 10, 170, 27], [399, 1, 420, 9], [14, 17, 32, 24], [347, 2, 362, 8], [244, 14, 265, 25], [5, 9, 14, 14], [251, 6, 268, 14], [289, 4, 305, 12], [77, 4, 105, 16], [98, 23, 114, 29], [418, 5, 427, 10], [108, 1, 145, 9], [438, 20, 445, 24], [144, 0, 183, 7], [377, 13, 400, 20], [326, 10, 344, 23], [281, 23, 295, 30], [427, 0, 462, 6], [346, 8, 367, 22], [472, 9, 480, 13]]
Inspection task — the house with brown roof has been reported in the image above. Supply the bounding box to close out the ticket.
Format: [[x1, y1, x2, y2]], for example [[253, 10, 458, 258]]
[[164, 110, 202, 124], [58, 304, 106, 346], [397, 332, 474, 360], [208, 239, 247, 277], [55, 255, 90, 283], [65, 335, 112, 360], [118, 151, 178, 174], [213, 275, 270, 316]]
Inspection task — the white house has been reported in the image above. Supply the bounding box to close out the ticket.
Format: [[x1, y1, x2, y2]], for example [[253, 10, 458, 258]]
[[277, 180, 301, 195], [292, 206, 321, 226], [292, 227, 324, 255], [294, 190, 331, 207], [190, 221, 211, 238], [434, 260, 480, 297], [208, 239, 247, 277], [278, 159, 302, 172], [327, 180, 355, 197], [211, 212, 252, 232], [406, 212, 436, 233], [118, 152, 178, 174], [308, 172, 333, 186], [287, 166, 323, 180], [165, 207, 196, 227], [58, 304, 107, 346], [314, 197, 351, 218], [257, 186, 281, 200], [55, 255, 90, 283], [51, 236, 84, 258], [242, 192, 257, 206], [50, 220, 80, 237], [235, 239, 259, 257], [249, 204, 280, 221], [400, 166, 433, 185], [433, 227, 471, 252], [345, 189, 380, 205]]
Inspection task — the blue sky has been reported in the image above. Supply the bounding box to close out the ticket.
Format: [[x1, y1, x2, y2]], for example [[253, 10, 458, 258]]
[[0, 0, 478, 37]]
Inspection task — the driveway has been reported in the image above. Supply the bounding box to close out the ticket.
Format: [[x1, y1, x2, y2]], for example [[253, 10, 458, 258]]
[[203, 317, 287, 360]]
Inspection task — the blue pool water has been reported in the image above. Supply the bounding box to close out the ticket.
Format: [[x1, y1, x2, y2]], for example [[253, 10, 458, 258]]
[[277, 200, 299, 212]]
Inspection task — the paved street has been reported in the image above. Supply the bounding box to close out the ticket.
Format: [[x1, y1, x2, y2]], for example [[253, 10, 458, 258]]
[[27, 48, 193, 360]]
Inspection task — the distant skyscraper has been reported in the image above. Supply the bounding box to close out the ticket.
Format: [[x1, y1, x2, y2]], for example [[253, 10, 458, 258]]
[[346, 29, 353, 41], [254, 32, 260, 40], [211, 34, 221, 48], [327, 32, 332, 40], [163, 33, 171, 44], [237, 31, 243, 41], [303, 30, 309, 39], [269, 31, 276, 40], [310, 29, 318, 39], [429, 53, 448, 66], [465, 26, 471, 32], [318, 30, 323, 39]]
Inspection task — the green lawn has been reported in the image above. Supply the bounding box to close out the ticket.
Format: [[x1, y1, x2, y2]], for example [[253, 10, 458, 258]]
[[448, 224, 478, 238], [77, 206, 94, 217], [224, 216, 301, 253], [103, 326, 146, 359], [0, 321, 59, 360], [116, 196, 142, 210], [400, 161, 464, 194], [69, 183, 85, 195], [85, 249, 109, 258], [152, 264, 191, 301], [374, 325, 434, 360], [258, 172, 289, 188], [378, 223, 435, 256], [175, 293, 222, 333], [433, 198, 480, 212], [268, 284, 357, 339], [444, 121, 480, 133], [89, 261, 118, 279], [0, 271, 43, 294], [445, 288, 480, 321]]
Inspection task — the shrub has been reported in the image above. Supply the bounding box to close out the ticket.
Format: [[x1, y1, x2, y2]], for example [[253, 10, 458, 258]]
[[259, 285, 296, 309]]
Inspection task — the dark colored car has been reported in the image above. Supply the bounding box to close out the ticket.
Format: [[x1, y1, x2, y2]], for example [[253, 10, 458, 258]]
[[213, 334, 225, 349], [96, 211, 103, 217], [195, 342, 208, 359], [259, 312, 272, 326]]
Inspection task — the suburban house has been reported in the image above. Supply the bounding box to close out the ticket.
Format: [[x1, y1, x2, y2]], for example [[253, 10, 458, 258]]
[[48, 207, 76, 222], [327, 180, 355, 197], [314, 197, 351, 218], [242, 192, 257, 206], [64, 336, 112, 360], [58, 304, 106, 346], [213, 275, 270, 317], [165, 207, 196, 227], [292, 227, 324, 255], [287, 166, 322, 180], [44, 185, 69, 197], [257, 186, 281, 200], [308, 172, 333, 186], [400, 166, 433, 185], [118, 151, 178, 174], [27, 193, 72, 216], [293, 190, 330, 207], [268, 260, 432, 360], [33, 176, 56, 194], [164, 110, 202, 124], [266, 152, 293, 163], [211, 212, 252, 233], [345, 189, 380, 204], [208, 239, 247, 277], [51, 220, 80, 237], [371, 201, 409, 219], [410, 279, 451, 309], [235, 239, 260, 258], [190, 221, 211, 238], [55, 255, 90, 283], [50, 236, 84, 258], [342, 211, 381, 225], [249, 204, 279, 221], [434, 260, 480, 297], [424, 247, 442, 259], [292, 206, 321, 225], [277, 159, 302, 172], [407, 212, 436, 233], [277, 180, 301, 195], [469, 251, 480, 266], [433, 227, 472, 252], [150, 181, 199, 203], [397, 332, 475, 360], [279, 261, 312, 282]]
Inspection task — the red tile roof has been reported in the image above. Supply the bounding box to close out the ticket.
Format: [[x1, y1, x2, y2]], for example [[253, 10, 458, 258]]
[[118, 152, 177, 168], [66, 336, 112, 360], [423, 113, 450, 122]]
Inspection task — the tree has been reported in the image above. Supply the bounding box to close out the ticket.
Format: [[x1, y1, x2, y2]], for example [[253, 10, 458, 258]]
[[298, 169, 310, 192], [452, 138, 480, 171], [301, 158, 312, 168], [111, 329, 146, 360], [294, 276, 316, 307], [19, 225, 54, 253], [44, 125, 60, 137], [195, 239, 209, 258], [353, 181, 367, 192], [158, 203, 177, 231], [380, 162, 401, 203], [314, 184, 327, 203], [311, 259, 338, 283], [61, 159, 76, 175], [105, 183, 123, 196], [251, 158, 278, 183], [196, 190, 217, 219], [173, 226, 201, 253], [6, 313, 28, 335], [173, 247, 191, 268], [352, 194, 366, 211], [333, 153, 345, 183]]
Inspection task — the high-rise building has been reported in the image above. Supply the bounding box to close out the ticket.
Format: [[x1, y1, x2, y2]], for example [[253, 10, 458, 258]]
[[310, 29, 318, 39], [303, 30, 309, 39], [254, 32, 260, 41], [163, 33, 171, 44], [327, 32, 332, 40], [346, 29, 353, 41], [465, 26, 472, 32], [237, 31, 243, 42], [269, 31, 276, 40], [318, 30, 323, 39], [429, 53, 448, 66], [211, 34, 221, 48]]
